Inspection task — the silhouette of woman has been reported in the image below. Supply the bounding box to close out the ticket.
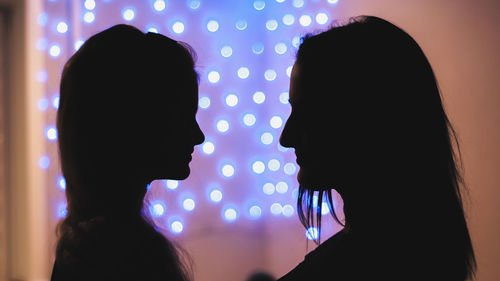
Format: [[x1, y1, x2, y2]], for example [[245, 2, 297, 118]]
[[279, 16, 476, 281], [51, 24, 204, 281]]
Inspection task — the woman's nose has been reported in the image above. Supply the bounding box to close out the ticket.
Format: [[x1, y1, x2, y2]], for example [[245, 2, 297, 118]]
[[193, 121, 205, 145], [279, 118, 295, 148]]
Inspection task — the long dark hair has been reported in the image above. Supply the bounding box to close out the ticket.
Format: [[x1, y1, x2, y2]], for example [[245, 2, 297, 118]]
[[295, 16, 475, 280], [55, 24, 196, 280]]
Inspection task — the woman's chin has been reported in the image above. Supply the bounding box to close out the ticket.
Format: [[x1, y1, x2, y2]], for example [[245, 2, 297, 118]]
[[297, 168, 334, 190]]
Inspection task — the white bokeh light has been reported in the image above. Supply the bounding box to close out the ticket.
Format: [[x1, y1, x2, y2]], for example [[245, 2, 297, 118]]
[[172, 21, 185, 34], [264, 69, 277, 81], [253, 0, 265, 10], [268, 159, 281, 171], [56, 22, 68, 33], [221, 46, 233, 57], [292, 0, 305, 8], [316, 12, 329, 25], [236, 19, 248, 30], [122, 8, 135, 21], [249, 206, 262, 218], [207, 20, 219, 32], [202, 141, 215, 155], [270, 203, 283, 215], [286, 65, 293, 77], [261, 132, 274, 145], [237, 67, 250, 79], [263, 183, 275, 195], [46, 127, 58, 141], [283, 14, 295, 26], [171, 221, 183, 234], [151, 201, 165, 217], [252, 161, 265, 174], [57, 176, 66, 191], [253, 91, 266, 104], [224, 208, 238, 221], [243, 113, 257, 126], [188, 0, 201, 10], [266, 19, 278, 31], [199, 96, 211, 109], [252, 43, 264, 54], [147, 26, 159, 33], [183, 198, 196, 211], [49, 44, 61, 58], [292, 35, 301, 48], [153, 0, 166, 12], [299, 15, 312, 27], [279, 92, 289, 104], [210, 189, 223, 203], [270, 116, 283, 128], [274, 43, 287, 55], [276, 182, 289, 194], [166, 180, 179, 190], [222, 164, 235, 177], [284, 163, 297, 175], [282, 204, 295, 217], [225, 93, 239, 107], [83, 11, 95, 23], [84, 0, 96, 10], [208, 71, 220, 83], [74, 39, 84, 50], [216, 120, 230, 133]]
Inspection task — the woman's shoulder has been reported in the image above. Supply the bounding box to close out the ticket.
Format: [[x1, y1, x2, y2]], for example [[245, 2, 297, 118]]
[[52, 216, 171, 281], [278, 230, 352, 281]]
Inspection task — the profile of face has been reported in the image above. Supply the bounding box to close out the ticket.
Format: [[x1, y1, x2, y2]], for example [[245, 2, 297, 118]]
[[280, 63, 339, 189], [141, 76, 205, 182]]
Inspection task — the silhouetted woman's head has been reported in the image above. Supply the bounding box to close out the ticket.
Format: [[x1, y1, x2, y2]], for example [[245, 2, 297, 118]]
[[55, 25, 202, 280], [280, 16, 475, 279], [58, 24, 204, 220]]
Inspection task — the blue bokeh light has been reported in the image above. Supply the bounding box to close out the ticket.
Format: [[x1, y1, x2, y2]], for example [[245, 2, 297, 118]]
[[306, 227, 319, 240], [39, 156, 50, 169], [172, 21, 185, 34], [265, 19, 278, 31], [270, 203, 283, 215], [283, 14, 295, 26], [210, 189, 223, 203], [223, 207, 238, 222], [249, 205, 262, 218], [170, 220, 184, 234], [122, 8, 135, 21], [45, 126, 58, 141], [252, 42, 264, 54], [220, 46, 233, 58], [57, 176, 66, 191], [202, 141, 215, 155], [188, 0, 201, 10], [153, 0, 166, 12], [165, 180, 179, 190], [199, 96, 211, 109], [253, 0, 265, 11], [183, 198, 196, 211], [235, 19, 248, 30], [83, 11, 95, 23], [207, 20, 219, 32], [84, 0, 96, 10], [150, 201, 166, 217]]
